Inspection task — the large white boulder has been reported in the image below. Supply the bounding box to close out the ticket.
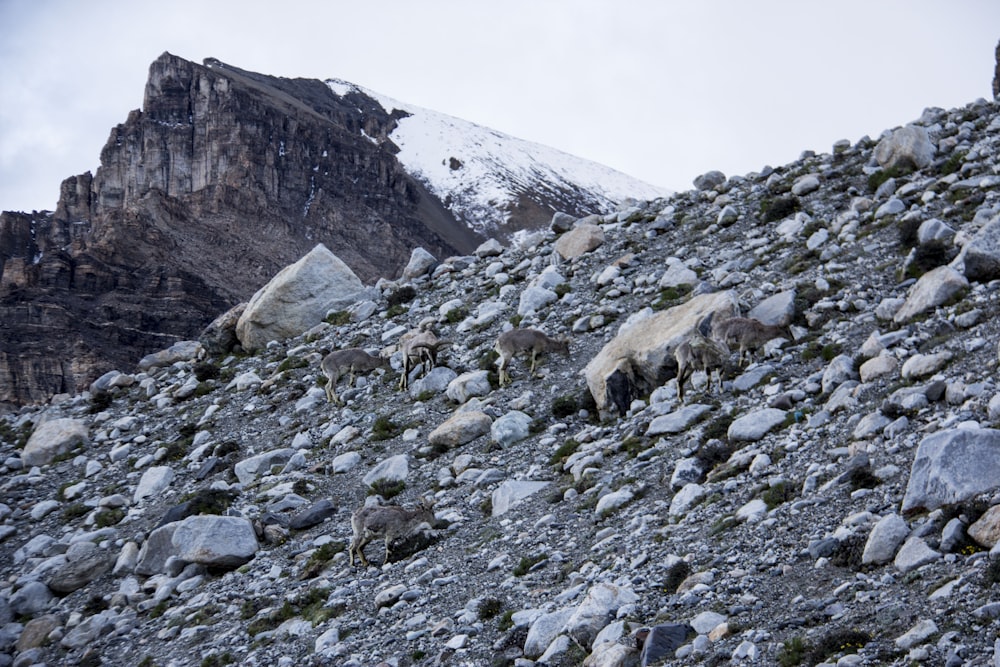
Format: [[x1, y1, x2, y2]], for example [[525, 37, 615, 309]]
[[236, 244, 371, 351], [584, 291, 738, 419]]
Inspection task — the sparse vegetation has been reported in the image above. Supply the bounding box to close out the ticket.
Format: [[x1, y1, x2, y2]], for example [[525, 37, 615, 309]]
[[371, 414, 403, 441], [513, 553, 548, 576]]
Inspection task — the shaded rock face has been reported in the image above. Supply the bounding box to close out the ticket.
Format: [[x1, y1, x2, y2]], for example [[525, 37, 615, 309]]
[[0, 52, 484, 410]]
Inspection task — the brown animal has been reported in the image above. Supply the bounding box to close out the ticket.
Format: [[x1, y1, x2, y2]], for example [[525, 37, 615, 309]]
[[674, 331, 730, 402], [711, 316, 792, 367], [320, 348, 388, 405], [397, 329, 449, 390], [494, 328, 570, 386], [348, 498, 436, 567]]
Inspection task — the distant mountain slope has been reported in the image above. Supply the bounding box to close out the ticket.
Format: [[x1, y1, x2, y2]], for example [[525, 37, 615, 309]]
[[0, 52, 667, 410], [329, 79, 669, 236]]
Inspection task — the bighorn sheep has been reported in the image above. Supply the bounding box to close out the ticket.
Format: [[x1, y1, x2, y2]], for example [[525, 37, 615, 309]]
[[674, 331, 730, 402], [348, 498, 436, 567], [711, 316, 792, 367], [495, 328, 570, 386], [320, 348, 388, 405], [397, 329, 449, 390]]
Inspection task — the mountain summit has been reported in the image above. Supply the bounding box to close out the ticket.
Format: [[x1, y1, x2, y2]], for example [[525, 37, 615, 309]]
[[0, 52, 666, 410]]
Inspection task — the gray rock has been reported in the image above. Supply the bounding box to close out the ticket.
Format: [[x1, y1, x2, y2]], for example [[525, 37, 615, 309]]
[[330, 451, 361, 473], [363, 455, 409, 488], [859, 353, 898, 382], [138, 340, 204, 371], [400, 247, 437, 280], [234, 448, 297, 485], [727, 408, 787, 442], [658, 257, 698, 288], [902, 427, 1000, 512], [61, 610, 117, 649], [133, 465, 175, 503], [640, 624, 695, 666], [428, 411, 492, 449], [670, 458, 704, 490], [747, 290, 796, 326], [732, 365, 774, 392], [895, 619, 938, 649], [717, 205, 739, 226], [491, 480, 550, 517], [862, 513, 910, 565], [594, 487, 634, 517], [550, 212, 576, 234], [969, 505, 1000, 548], [955, 214, 1000, 281], [199, 302, 246, 355], [10, 581, 53, 617], [524, 608, 574, 659], [47, 542, 111, 594], [874, 125, 936, 171], [791, 174, 820, 196], [693, 170, 726, 191], [893, 266, 969, 324], [917, 218, 956, 245], [236, 244, 371, 351], [875, 197, 906, 219], [288, 499, 336, 530], [646, 404, 712, 436], [585, 292, 739, 419], [553, 223, 604, 260], [564, 582, 638, 649], [408, 366, 458, 398], [894, 535, 942, 573], [669, 483, 706, 517], [446, 370, 492, 404], [21, 418, 89, 467], [172, 515, 259, 569], [901, 351, 953, 380], [853, 412, 892, 440], [822, 355, 857, 394], [491, 411, 532, 447], [517, 285, 558, 316], [475, 237, 505, 257]]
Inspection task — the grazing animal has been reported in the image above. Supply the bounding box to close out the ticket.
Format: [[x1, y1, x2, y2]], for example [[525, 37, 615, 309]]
[[494, 328, 570, 386], [320, 348, 388, 405], [348, 498, 436, 567], [711, 316, 792, 367], [397, 329, 449, 390], [674, 331, 730, 402]]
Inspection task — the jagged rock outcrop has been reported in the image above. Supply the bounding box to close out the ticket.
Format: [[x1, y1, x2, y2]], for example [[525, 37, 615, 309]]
[[1, 52, 657, 410]]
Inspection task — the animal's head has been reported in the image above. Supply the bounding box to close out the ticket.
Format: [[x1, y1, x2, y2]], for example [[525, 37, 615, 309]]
[[555, 335, 571, 355]]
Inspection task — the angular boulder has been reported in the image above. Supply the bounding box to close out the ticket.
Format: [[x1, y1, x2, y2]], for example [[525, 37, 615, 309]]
[[236, 244, 371, 351], [400, 247, 437, 280], [893, 266, 968, 324], [902, 427, 1000, 513], [584, 291, 739, 419], [428, 411, 492, 449], [137, 340, 204, 371], [954, 213, 1000, 282], [21, 418, 89, 467], [199, 302, 247, 356], [554, 223, 604, 260], [137, 515, 259, 575], [874, 125, 935, 171]]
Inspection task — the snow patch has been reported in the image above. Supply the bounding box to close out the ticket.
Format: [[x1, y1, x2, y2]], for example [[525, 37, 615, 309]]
[[324, 78, 670, 234]]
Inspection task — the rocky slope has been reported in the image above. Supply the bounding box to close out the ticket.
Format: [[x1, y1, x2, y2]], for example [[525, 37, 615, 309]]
[[0, 52, 665, 411], [3, 96, 1000, 667]]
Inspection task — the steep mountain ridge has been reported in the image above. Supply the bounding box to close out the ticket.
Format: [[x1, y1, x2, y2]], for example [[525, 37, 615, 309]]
[[2, 95, 1000, 666], [0, 52, 665, 411]]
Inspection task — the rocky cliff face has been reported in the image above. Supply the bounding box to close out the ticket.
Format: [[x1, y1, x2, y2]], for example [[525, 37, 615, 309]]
[[0, 53, 655, 411]]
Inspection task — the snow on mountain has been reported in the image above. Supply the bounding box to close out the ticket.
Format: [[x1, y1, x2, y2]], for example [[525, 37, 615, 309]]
[[326, 78, 670, 233]]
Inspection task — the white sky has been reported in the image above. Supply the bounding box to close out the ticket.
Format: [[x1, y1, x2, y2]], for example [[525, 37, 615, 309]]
[[1, 0, 998, 213]]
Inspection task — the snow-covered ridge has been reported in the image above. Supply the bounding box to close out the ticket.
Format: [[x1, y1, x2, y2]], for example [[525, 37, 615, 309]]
[[325, 78, 670, 233]]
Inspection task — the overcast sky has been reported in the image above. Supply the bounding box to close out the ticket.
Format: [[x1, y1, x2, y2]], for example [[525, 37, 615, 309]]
[[1, 1, 998, 213]]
